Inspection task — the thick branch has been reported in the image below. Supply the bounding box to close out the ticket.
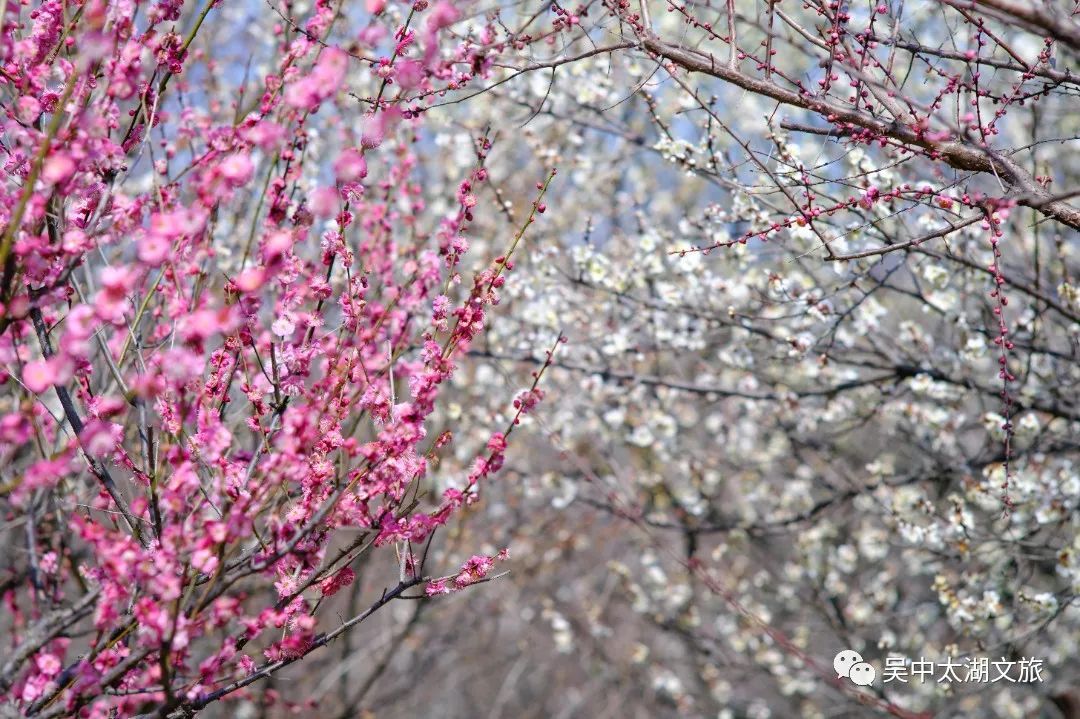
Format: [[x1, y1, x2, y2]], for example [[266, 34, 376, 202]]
[[966, 0, 1080, 50], [641, 35, 1080, 231]]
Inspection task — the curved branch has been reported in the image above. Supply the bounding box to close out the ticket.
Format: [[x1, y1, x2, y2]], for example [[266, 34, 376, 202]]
[[640, 35, 1080, 231]]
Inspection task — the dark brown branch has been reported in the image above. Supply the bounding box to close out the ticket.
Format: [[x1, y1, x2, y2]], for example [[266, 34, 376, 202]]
[[174, 578, 425, 715]]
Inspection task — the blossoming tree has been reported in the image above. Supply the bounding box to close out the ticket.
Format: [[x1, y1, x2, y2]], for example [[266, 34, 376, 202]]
[[1, 0, 562, 715], [431, 0, 1080, 716]]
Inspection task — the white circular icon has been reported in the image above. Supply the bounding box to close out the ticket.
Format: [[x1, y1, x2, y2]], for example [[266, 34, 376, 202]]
[[849, 661, 876, 686], [833, 649, 863, 679]]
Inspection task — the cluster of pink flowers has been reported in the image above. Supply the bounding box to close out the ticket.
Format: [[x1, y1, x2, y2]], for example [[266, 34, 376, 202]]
[[0, 0, 556, 715], [425, 549, 510, 596]]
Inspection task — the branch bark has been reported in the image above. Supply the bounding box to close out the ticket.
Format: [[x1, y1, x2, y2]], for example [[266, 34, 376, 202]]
[[640, 35, 1080, 231]]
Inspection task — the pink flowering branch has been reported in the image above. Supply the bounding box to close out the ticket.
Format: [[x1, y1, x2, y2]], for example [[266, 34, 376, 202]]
[[165, 577, 426, 717], [0, 0, 567, 712]]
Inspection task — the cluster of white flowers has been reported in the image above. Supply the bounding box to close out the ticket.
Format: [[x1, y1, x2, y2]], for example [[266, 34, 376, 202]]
[[397, 6, 1080, 715]]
